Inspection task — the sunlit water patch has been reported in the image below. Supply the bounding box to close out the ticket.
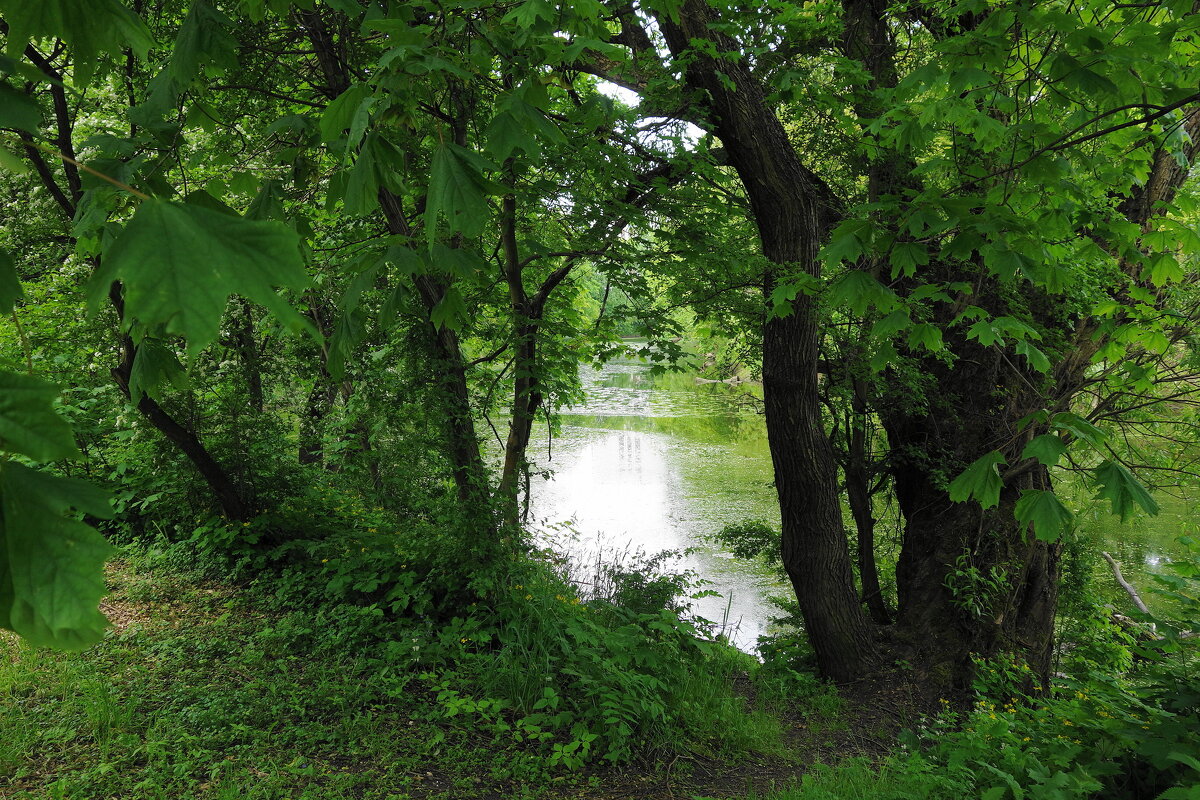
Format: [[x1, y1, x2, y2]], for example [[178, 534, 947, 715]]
[[526, 355, 783, 650], [520, 348, 1199, 647]]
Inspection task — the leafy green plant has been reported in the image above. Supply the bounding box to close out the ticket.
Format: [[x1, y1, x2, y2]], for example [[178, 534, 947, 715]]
[[713, 520, 781, 565], [944, 552, 1009, 620]]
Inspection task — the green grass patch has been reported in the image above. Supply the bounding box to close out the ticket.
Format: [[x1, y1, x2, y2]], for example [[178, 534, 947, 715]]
[[0, 541, 841, 799]]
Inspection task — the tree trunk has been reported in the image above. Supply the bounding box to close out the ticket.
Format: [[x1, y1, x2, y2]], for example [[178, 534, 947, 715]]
[[880, 336, 1061, 691], [888, 457, 1061, 691], [764, 308, 879, 681], [108, 298, 252, 521], [415, 279, 491, 511], [656, 0, 876, 681], [377, 189, 491, 515], [847, 379, 890, 624], [496, 193, 544, 527], [497, 320, 540, 527], [235, 299, 264, 414], [298, 376, 336, 465]]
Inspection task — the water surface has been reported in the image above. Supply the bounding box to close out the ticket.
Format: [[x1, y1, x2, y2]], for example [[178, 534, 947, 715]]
[[526, 354, 782, 649], [524, 348, 1198, 647]]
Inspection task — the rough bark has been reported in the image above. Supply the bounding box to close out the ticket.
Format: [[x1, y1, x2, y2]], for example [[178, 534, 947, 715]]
[[880, 346, 1062, 690], [655, 0, 876, 682]]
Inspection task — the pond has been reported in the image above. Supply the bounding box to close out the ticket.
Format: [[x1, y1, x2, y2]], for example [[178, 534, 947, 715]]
[[524, 345, 1197, 650]]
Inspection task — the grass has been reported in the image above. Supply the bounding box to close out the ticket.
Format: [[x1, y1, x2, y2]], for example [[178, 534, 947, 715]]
[[11, 548, 1189, 800], [0, 551, 858, 800], [1, 559, 570, 799]]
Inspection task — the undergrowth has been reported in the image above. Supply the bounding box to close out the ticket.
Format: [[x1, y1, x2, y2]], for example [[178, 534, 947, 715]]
[[0, 477, 840, 798]]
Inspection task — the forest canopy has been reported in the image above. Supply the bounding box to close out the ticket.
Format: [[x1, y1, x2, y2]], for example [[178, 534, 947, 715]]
[[2, 0, 1200, 733]]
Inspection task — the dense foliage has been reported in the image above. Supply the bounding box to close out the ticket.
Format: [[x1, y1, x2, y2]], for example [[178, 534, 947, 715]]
[[2, 0, 1200, 795]]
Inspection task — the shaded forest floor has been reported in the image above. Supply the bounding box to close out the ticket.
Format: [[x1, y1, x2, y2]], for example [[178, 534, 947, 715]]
[[0, 558, 904, 800]]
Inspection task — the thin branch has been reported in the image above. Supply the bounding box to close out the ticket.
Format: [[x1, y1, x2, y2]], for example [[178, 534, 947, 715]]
[[13, 137, 151, 200], [1101, 551, 1151, 615], [464, 339, 512, 369], [956, 96, 1200, 193], [210, 84, 326, 108], [16, 132, 75, 216], [517, 249, 606, 270]]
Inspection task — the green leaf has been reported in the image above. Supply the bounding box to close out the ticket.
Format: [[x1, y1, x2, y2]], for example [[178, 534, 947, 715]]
[[0, 0, 154, 84], [383, 245, 424, 276], [90, 200, 312, 355], [0, 249, 24, 312], [169, 1, 239, 85], [325, 0, 364, 14], [0, 461, 112, 649], [379, 283, 409, 330], [1093, 460, 1159, 522], [320, 83, 373, 145], [869, 309, 912, 339], [1051, 412, 1107, 448], [906, 323, 943, 352], [429, 285, 467, 331], [948, 451, 1007, 509], [1020, 434, 1067, 467], [338, 259, 381, 313], [246, 179, 287, 222], [337, 144, 380, 215], [982, 245, 1024, 281], [503, 0, 557, 29], [430, 244, 488, 279], [820, 221, 867, 266], [128, 340, 191, 402], [0, 83, 42, 132], [1014, 339, 1051, 373], [1014, 489, 1073, 542], [868, 340, 899, 372], [485, 108, 536, 161], [967, 319, 1002, 346], [0, 146, 30, 175], [1165, 751, 1200, 774], [1063, 67, 1118, 96], [826, 270, 899, 315], [1145, 252, 1183, 286], [424, 143, 500, 242], [327, 307, 367, 380], [0, 372, 80, 462], [889, 241, 929, 278]]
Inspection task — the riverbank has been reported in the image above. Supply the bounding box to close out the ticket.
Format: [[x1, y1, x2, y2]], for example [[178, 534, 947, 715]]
[[0, 555, 891, 800], [4, 544, 1199, 799]]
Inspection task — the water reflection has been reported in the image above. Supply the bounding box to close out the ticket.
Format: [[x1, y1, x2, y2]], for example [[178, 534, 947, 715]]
[[528, 354, 781, 650], [525, 348, 1199, 640], [1077, 493, 1198, 614]]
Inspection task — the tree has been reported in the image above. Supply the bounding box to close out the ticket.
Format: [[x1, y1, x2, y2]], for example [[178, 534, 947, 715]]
[[3, 0, 1199, 703], [578, 0, 1200, 690]]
